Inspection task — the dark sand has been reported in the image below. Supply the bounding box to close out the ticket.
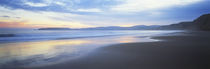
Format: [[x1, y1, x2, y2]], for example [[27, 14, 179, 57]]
[[26, 31, 210, 69]]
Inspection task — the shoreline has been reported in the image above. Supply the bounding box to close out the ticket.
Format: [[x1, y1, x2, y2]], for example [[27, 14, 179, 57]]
[[27, 31, 210, 69], [1, 31, 209, 69]]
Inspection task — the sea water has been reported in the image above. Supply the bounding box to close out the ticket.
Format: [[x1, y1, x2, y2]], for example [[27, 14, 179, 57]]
[[0, 29, 179, 43]]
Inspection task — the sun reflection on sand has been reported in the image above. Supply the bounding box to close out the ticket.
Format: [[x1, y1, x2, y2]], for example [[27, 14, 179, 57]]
[[118, 36, 138, 43], [117, 36, 157, 43]]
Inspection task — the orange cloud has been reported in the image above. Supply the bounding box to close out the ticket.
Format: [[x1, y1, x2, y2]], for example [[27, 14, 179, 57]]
[[0, 21, 35, 28], [0, 21, 92, 28]]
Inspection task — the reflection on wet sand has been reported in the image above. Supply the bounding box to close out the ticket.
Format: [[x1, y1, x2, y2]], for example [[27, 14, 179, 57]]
[[0, 35, 157, 67], [0, 40, 89, 57], [0, 39, 91, 67]]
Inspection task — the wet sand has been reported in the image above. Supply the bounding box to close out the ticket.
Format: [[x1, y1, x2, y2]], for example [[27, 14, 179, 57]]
[[12, 31, 210, 69]]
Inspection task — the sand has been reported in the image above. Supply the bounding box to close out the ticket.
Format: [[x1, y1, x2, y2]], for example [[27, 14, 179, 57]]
[[22, 31, 210, 69]]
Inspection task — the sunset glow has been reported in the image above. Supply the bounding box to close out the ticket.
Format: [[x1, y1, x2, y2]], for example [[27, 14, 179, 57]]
[[0, 0, 209, 28]]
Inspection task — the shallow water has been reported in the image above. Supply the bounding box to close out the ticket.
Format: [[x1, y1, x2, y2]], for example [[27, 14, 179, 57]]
[[0, 30, 181, 68], [0, 29, 179, 43]]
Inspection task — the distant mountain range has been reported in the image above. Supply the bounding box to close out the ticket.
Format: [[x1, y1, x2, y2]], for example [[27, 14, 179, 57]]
[[38, 28, 71, 30], [78, 25, 160, 30], [39, 13, 210, 31], [38, 25, 160, 30]]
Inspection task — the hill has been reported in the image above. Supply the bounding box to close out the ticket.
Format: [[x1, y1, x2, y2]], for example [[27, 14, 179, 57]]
[[38, 28, 71, 30], [158, 14, 210, 31]]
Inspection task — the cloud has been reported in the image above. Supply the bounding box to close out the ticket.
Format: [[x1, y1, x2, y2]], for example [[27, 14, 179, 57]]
[[54, 2, 66, 6], [0, 0, 204, 14], [0, 0, 209, 28], [111, 0, 203, 12], [23, 0, 70, 7], [0, 0, 119, 13], [1, 15, 10, 18], [24, 2, 49, 7], [0, 6, 95, 28], [76, 8, 102, 12], [16, 17, 21, 19], [0, 21, 27, 28], [0, 15, 21, 19]]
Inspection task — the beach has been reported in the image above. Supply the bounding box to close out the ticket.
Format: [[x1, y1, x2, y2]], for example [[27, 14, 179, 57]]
[[0, 31, 209, 69], [23, 31, 209, 69]]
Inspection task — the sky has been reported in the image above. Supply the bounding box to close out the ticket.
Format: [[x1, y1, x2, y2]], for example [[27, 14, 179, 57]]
[[0, 0, 209, 28]]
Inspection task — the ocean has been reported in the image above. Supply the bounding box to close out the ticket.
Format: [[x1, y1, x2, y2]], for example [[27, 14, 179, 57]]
[[0, 29, 179, 43]]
